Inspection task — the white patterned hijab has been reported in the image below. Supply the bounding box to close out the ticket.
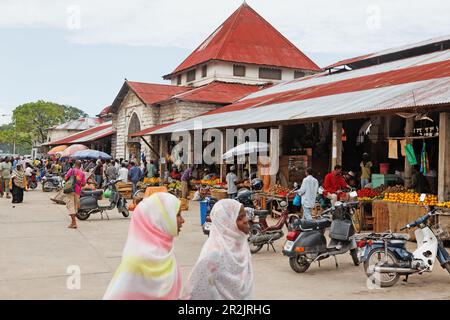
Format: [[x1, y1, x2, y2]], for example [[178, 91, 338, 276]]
[[185, 199, 253, 300]]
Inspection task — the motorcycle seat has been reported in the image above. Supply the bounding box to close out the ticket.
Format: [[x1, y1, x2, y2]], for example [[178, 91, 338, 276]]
[[390, 233, 410, 241], [253, 210, 269, 217], [81, 189, 104, 197], [299, 218, 331, 230]]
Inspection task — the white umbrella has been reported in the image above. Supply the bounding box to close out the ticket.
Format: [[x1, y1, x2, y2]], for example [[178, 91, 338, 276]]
[[222, 142, 269, 160]]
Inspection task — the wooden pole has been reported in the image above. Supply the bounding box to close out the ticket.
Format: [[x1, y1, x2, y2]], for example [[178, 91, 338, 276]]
[[438, 112, 450, 202], [331, 120, 343, 169], [404, 117, 415, 188]]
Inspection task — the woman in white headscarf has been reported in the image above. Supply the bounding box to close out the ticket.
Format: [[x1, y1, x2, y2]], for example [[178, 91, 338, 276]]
[[185, 199, 253, 300], [103, 192, 185, 300]]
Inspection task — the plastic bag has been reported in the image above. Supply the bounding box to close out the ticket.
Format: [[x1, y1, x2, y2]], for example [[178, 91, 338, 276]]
[[103, 188, 112, 198], [293, 194, 301, 206]]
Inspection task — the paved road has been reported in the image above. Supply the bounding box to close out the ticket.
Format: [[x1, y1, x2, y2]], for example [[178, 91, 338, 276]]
[[1, 189, 449, 300]]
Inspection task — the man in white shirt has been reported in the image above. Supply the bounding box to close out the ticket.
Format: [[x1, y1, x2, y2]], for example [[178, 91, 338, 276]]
[[297, 167, 319, 220], [226, 166, 239, 199], [117, 163, 129, 183]]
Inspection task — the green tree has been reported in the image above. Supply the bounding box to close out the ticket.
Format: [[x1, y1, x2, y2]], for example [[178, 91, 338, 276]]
[[12, 100, 88, 145]]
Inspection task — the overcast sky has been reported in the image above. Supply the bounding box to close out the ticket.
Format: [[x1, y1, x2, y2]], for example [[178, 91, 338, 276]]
[[0, 0, 449, 123]]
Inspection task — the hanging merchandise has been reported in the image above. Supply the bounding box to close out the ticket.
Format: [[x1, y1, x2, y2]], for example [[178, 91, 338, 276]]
[[400, 140, 407, 157], [420, 142, 430, 174], [404, 144, 417, 165], [388, 140, 398, 159]]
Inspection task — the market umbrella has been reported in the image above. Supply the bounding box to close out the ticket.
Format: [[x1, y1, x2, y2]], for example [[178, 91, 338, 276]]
[[72, 149, 112, 160], [222, 142, 270, 160], [61, 144, 89, 157], [47, 145, 68, 155]]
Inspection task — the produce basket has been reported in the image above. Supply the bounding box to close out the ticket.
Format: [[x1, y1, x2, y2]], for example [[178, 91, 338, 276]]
[[211, 188, 228, 200]]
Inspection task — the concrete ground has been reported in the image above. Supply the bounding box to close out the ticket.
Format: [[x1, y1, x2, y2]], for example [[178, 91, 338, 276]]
[[0, 189, 449, 300]]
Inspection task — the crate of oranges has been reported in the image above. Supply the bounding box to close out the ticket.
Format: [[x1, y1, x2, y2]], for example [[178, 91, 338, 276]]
[[383, 192, 438, 206]]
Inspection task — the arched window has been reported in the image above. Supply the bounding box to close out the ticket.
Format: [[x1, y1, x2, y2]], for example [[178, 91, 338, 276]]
[[128, 113, 141, 143]]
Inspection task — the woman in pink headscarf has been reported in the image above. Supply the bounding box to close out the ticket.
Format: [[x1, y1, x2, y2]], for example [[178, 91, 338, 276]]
[[185, 199, 253, 300], [103, 192, 185, 300]]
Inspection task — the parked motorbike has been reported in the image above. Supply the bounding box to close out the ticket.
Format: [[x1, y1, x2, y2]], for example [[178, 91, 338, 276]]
[[247, 192, 299, 254], [357, 207, 450, 288], [41, 174, 63, 192], [76, 180, 129, 221], [283, 201, 360, 273]]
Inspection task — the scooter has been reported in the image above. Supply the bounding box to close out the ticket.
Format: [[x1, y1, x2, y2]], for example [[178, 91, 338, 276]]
[[41, 173, 63, 192], [247, 193, 299, 254], [76, 180, 129, 221], [357, 207, 450, 287], [283, 201, 360, 273]]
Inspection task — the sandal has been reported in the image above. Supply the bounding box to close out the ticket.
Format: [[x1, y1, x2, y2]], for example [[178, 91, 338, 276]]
[[67, 224, 78, 229]]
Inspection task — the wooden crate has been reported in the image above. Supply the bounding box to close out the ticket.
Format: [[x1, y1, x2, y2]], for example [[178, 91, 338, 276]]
[[437, 211, 450, 241], [387, 203, 427, 241], [373, 200, 390, 233], [180, 198, 189, 211]]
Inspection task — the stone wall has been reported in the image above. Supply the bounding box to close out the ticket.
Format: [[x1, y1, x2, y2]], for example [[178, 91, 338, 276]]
[[112, 91, 221, 162]]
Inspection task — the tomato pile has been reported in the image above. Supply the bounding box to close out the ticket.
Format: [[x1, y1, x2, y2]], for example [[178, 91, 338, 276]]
[[357, 188, 381, 200]]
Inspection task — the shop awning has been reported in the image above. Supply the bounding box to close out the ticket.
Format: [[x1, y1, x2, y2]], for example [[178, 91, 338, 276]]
[[129, 122, 178, 138], [147, 49, 450, 135], [43, 121, 113, 146]]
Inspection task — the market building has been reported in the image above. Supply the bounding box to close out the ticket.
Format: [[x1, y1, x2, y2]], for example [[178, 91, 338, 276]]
[[109, 2, 320, 162], [136, 34, 450, 236]]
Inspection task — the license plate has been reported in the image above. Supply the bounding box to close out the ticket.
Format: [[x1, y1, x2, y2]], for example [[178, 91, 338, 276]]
[[284, 241, 294, 251], [203, 222, 211, 231]]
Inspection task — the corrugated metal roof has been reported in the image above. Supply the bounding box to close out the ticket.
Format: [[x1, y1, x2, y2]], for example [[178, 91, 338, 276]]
[[52, 117, 102, 131], [326, 34, 450, 69], [127, 81, 191, 105], [170, 82, 267, 104], [151, 77, 450, 134], [150, 49, 450, 135], [165, 3, 320, 78], [129, 122, 177, 137], [44, 121, 113, 146]]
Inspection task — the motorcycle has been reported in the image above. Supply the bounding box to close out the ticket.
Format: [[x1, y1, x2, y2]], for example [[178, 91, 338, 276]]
[[27, 170, 38, 190], [283, 201, 360, 273], [357, 207, 450, 287], [41, 174, 63, 192], [247, 192, 300, 254], [76, 180, 129, 221]]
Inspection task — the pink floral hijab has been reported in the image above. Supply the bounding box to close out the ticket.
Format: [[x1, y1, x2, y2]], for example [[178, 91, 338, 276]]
[[185, 199, 253, 300]]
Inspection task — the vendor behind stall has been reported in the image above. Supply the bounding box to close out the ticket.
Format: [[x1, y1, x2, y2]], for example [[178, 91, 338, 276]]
[[181, 166, 193, 198], [323, 165, 351, 206]]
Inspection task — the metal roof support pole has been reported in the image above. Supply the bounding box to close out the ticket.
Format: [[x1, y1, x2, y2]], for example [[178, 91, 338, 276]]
[[438, 112, 450, 202], [331, 120, 343, 169], [139, 135, 161, 159], [404, 117, 415, 189], [269, 127, 280, 186], [220, 130, 226, 182]]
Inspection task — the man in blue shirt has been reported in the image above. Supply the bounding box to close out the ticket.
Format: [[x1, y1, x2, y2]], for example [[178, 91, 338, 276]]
[[128, 161, 143, 195]]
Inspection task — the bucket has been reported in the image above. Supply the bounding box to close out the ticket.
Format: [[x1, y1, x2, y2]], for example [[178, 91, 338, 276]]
[[380, 163, 390, 175], [200, 200, 208, 225]]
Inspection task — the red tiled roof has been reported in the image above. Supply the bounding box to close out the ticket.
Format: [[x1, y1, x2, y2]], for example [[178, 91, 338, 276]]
[[99, 106, 111, 116], [171, 82, 267, 104], [130, 122, 177, 137], [166, 3, 320, 78], [44, 122, 113, 146], [207, 59, 450, 115], [127, 81, 191, 105]]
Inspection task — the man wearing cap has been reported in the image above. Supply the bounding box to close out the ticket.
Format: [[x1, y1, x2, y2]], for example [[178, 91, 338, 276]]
[[226, 166, 239, 199]]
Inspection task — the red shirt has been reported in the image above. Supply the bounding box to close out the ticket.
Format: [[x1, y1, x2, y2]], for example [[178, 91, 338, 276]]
[[323, 172, 348, 194]]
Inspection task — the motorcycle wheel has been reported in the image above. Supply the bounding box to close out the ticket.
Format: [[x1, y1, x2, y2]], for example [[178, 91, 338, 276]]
[[43, 182, 53, 192], [364, 247, 400, 288], [289, 255, 310, 273], [121, 207, 130, 218], [350, 248, 360, 266], [76, 210, 91, 221], [288, 215, 300, 231], [248, 227, 263, 254], [444, 262, 450, 275]]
